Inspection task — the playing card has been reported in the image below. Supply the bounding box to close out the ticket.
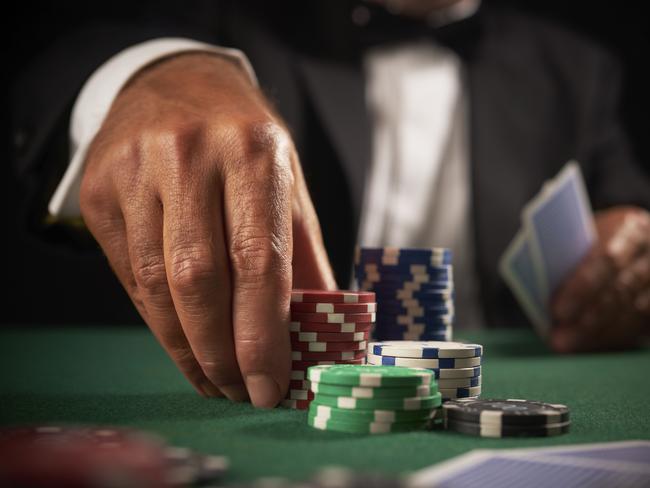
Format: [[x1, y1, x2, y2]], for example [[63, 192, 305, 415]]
[[500, 161, 596, 334], [512, 440, 650, 465], [523, 161, 596, 304], [499, 229, 550, 337], [408, 441, 650, 488]]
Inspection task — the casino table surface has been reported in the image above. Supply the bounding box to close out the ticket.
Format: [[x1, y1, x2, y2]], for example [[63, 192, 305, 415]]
[[1, 326, 649, 484]]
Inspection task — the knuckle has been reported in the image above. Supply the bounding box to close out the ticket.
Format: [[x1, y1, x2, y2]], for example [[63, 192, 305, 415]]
[[79, 170, 112, 219], [132, 251, 168, 296], [230, 231, 288, 285], [235, 332, 289, 379], [140, 118, 208, 173], [151, 118, 207, 153], [81, 141, 144, 220], [168, 243, 219, 294], [244, 120, 290, 157], [221, 119, 293, 170], [235, 342, 265, 372], [96, 138, 143, 181], [79, 190, 123, 248], [236, 332, 271, 360]]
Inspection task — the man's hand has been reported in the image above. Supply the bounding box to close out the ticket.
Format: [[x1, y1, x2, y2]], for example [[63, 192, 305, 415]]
[[80, 53, 336, 407], [550, 206, 650, 353]]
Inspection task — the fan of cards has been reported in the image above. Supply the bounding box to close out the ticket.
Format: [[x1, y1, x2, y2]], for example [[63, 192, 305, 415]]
[[499, 161, 596, 338]]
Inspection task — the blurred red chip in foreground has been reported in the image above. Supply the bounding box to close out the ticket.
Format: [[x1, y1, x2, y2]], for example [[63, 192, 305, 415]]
[[0, 425, 172, 488]]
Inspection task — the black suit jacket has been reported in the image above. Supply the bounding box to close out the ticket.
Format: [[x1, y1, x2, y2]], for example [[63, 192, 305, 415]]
[[8, 0, 650, 326]]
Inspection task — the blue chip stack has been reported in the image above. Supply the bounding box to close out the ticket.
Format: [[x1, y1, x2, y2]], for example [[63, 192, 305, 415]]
[[354, 247, 454, 341]]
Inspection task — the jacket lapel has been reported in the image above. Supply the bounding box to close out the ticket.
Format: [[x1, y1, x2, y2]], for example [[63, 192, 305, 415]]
[[297, 56, 372, 225], [466, 29, 565, 323]]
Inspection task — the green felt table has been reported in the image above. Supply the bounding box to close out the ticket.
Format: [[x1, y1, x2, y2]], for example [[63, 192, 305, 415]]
[[1, 326, 649, 484]]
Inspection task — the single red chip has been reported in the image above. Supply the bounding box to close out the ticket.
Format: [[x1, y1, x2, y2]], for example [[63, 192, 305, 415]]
[[291, 289, 375, 303], [291, 349, 367, 361], [290, 302, 377, 313], [290, 312, 375, 324], [289, 321, 373, 333], [289, 379, 310, 390], [291, 340, 367, 352], [290, 330, 369, 343]]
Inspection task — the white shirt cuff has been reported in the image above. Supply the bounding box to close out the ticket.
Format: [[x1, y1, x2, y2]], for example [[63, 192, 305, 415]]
[[48, 38, 258, 219]]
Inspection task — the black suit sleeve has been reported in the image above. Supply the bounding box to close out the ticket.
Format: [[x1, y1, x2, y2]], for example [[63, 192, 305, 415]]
[[10, 17, 220, 236], [580, 49, 650, 211], [5, 8, 232, 324]]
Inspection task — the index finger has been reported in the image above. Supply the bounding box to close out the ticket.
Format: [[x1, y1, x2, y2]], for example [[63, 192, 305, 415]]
[[224, 123, 293, 408]]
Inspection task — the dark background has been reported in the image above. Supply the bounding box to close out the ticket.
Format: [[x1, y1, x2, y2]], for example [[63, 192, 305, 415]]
[[3, 0, 649, 325]]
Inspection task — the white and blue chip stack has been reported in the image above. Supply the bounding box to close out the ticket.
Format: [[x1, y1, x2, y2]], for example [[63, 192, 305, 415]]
[[354, 247, 454, 341], [366, 341, 483, 401]]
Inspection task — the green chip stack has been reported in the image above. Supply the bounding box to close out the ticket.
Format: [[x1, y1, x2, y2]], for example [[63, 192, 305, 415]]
[[306, 364, 442, 434]]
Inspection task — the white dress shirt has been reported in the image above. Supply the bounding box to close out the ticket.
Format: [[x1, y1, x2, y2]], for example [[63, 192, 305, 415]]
[[49, 2, 484, 329], [360, 41, 483, 329]]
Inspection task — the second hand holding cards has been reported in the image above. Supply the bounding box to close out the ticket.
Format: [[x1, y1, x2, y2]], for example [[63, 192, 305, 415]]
[[500, 161, 596, 338]]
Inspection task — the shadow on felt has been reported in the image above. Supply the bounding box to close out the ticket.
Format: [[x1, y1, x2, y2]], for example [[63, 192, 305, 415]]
[[234, 417, 379, 442]]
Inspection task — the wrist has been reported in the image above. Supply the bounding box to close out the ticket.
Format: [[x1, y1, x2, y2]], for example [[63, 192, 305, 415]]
[[127, 51, 253, 93]]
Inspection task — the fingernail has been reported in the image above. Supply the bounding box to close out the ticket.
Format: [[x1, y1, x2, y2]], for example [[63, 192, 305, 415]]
[[245, 374, 281, 408], [219, 383, 250, 402], [199, 380, 223, 398]]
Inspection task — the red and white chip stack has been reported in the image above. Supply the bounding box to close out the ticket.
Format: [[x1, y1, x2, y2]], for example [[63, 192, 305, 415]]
[[280, 289, 377, 409]]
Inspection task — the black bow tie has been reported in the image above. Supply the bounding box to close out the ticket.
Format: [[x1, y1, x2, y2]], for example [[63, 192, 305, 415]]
[[353, 2, 483, 58], [247, 0, 483, 62]]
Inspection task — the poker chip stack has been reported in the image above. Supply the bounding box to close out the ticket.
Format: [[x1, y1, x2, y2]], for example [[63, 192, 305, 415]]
[[0, 426, 229, 487], [281, 289, 377, 409], [354, 247, 454, 341], [366, 341, 483, 401], [306, 365, 442, 434], [443, 398, 571, 437]]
